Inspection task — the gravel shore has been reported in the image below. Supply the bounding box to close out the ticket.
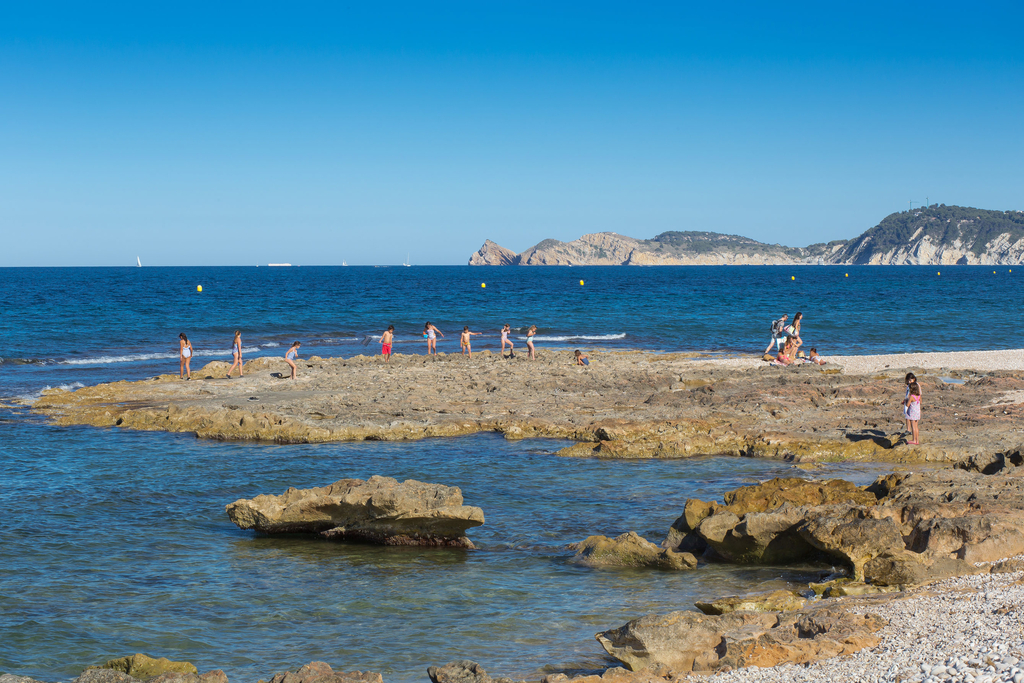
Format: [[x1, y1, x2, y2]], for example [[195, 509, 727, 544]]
[[709, 562, 1024, 683]]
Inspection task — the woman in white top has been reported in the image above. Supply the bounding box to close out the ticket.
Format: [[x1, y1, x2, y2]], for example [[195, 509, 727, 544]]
[[178, 332, 193, 380]]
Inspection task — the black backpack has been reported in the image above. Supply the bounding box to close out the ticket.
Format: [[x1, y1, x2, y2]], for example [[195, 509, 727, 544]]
[[770, 318, 784, 336]]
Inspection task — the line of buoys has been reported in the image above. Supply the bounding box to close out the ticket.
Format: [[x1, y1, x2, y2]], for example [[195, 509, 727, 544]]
[[197, 285, 203, 292]]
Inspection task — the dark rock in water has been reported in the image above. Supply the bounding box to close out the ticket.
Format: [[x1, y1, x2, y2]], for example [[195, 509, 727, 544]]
[[226, 476, 485, 548], [267, 662, 382, 683], [570, 532, 696, 570], [427, 661, 521, 683], [86, 655, 197, 681], [596, 602, 885, 672]]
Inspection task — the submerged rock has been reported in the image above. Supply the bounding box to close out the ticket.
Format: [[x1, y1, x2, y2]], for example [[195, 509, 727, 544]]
[[596, 602, 885, 673], [427, 660, 522, 683], [266, 661, 382, 683], [226, 475, 485, 548], [570, 532, 697, 570], [86, 655, 197, 680]]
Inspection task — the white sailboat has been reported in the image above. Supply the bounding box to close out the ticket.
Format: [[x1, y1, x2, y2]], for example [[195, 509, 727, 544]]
[[342, 261, 348, 266], [403, 253, 411, 267], [137, 256, 141, 267]]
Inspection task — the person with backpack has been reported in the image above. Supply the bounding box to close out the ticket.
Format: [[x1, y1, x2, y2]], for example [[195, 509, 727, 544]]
[[764, 314, 789, 355]]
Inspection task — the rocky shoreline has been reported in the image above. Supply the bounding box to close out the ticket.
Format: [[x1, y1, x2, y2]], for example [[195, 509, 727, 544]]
[[15, 349, 1024, 682], [27, 348, 1024, 464]]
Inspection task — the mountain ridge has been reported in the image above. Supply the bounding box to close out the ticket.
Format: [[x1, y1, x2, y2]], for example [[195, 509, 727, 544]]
[[469, 205, 1024, 266]]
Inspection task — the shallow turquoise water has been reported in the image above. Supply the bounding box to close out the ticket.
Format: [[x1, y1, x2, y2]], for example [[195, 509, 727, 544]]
[[0, 422, 893, 682]]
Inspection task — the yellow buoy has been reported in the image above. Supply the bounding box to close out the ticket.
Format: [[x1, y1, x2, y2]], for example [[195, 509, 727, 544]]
[[481, 283, 486, 288], [579, 280, 584, 286], [937, 272, 941, 276], [994, 271, 997, 274], [845, 273, 848, 277], [197, 285, 203, 292], [791, 276, 795, 280]]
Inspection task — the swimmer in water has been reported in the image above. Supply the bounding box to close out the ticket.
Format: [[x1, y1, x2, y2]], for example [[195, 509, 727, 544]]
[[179, 332, 193, 380], [284, 341, 301, 379]]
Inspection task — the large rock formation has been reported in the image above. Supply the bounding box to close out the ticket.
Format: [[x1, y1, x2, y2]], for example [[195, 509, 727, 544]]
[[226, 476, 485, 548], [665, 460, 1024, 586], [595, 602, 885, 673], [467, 205, 1024, 266], [468, 240, 518, 266]]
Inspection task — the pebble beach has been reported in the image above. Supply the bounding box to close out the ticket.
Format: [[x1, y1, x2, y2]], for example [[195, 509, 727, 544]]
[[711, 562, 1024, 683]]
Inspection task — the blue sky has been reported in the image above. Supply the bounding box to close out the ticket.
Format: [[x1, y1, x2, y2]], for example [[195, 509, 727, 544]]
[[2, 2, 1022, 266]]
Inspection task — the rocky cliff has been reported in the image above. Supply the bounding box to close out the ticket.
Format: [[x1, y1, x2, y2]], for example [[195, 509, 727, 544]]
[[468, 205, 1024, 266], [469, 231, 845, 266]]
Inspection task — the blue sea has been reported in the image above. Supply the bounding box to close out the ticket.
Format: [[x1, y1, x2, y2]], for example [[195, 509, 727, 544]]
[[1, 265, 1020, 682]]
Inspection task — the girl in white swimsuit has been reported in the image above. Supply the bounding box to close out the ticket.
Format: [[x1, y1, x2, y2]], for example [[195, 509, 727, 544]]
[[526, 325, 537, 360], [501, 324, 515, 359], [423, 322, 443, 355], [284, 341, 301, 379], [226, 330, 243, 378], [178, 333, 193, 380]]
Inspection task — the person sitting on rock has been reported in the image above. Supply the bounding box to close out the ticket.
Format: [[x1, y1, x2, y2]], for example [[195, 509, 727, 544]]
[[808, 347, 826, 365], [775, 338, 795, 366], [574, 349, 589, 366]]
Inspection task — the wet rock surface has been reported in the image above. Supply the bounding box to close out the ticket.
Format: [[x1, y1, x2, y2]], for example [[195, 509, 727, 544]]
[[226, 476, 485, 548], [569, 532, 697, 570], [28, 350, 1024, 463]]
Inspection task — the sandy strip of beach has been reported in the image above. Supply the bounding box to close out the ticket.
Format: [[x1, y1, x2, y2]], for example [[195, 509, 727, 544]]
[[690, 348, 1024, 376]]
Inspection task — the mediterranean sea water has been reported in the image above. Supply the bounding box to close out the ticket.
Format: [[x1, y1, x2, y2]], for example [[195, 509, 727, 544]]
[[1, 265, 1020, 681]]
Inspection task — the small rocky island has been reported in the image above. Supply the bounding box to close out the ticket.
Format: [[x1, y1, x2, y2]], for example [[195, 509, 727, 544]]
[[469, 205, 1024, 266]]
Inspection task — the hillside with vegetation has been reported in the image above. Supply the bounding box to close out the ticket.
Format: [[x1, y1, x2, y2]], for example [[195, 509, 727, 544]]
[[832, 205, 1024, 265]]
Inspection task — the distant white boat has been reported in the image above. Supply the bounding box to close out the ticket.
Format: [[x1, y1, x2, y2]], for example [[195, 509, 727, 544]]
[[342, 261, 348, 266], [268, 263, 292, 267], [136, 256, 141, 267], [403, 253, 411, 267]]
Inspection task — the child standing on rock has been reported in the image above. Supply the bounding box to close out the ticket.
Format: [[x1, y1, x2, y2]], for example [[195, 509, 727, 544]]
[[284, 341, 301, 379], [460, 326, 481, 357], [904, 380, 922, 445], [381, 326, 394, 363]]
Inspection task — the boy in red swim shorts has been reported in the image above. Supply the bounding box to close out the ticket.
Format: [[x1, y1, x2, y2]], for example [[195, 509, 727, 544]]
[[380, 325, 394, 363]]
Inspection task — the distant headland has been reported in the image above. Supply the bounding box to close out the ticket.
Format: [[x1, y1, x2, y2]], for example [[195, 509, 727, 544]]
[[469, 205, 1024, 266]]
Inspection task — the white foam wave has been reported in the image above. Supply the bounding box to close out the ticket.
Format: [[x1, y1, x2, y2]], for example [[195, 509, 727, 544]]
[[59, 347, 263, 366], [520, 333, 627, 342], [16, 382, 86, 404]]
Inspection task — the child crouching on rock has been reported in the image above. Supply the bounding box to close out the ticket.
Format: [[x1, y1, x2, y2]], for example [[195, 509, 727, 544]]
[[574, 350, 589, 366]]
